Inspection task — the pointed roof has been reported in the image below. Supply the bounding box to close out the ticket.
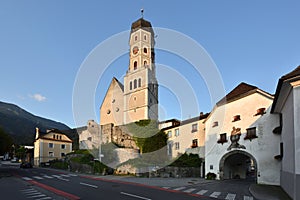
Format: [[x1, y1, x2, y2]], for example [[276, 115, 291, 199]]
[[131, 18, 154, 34], [100, 77, 124, 109], [271, 65, 300, 113], [217, 82, 273, 106], [281, 65, 300, 80]]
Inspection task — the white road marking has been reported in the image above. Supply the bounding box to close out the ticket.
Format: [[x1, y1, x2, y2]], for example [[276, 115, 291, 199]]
[[33, 176, 43, 180], [225, 193, 236, 200], [196, 190, 208, 195], [162, 187, 170, 189], [60, 174, 70, 177], [43, 175, 53, 179], [57, 177, 69, 181], [27, 194, 46, 198], [120, 192, 151, 200], [173, 186, 186, 191], [22, 191, 39, 194], [25, 192, 42, 196], [183, 188, 196, 193], [244, 196, 253, 200], [68, 174, 78, 176], [51, 175, 61, 178], [22, 177, 33, 181], [209, 191, 221, 198], [79, 182, 98, 188]]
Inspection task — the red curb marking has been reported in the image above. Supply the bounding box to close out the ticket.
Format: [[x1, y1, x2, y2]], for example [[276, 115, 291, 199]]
[[27, 180, 80, 200]]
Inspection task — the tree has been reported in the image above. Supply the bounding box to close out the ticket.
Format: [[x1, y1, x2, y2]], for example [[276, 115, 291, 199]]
[[0, 127, 13, 155], [127, 120, 167, 154]]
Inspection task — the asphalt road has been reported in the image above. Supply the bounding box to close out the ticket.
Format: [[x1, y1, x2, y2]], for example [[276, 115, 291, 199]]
[[0, 164, 213, 200]]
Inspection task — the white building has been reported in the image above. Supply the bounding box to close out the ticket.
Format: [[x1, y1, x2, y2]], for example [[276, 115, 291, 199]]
[[271, 65, 300, 200], [204, 82, 281, 185], [34, 128, 72, 166], [78, 120, 101, 149], [162, 114, 208, 159]]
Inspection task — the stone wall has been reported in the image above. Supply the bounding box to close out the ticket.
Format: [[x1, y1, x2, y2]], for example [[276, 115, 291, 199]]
[[101, 123, 138, 150]]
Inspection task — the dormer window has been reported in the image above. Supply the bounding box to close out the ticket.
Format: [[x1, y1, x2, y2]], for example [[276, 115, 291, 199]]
[[232, 115, 241, 122], [254, 108, 266, 116]]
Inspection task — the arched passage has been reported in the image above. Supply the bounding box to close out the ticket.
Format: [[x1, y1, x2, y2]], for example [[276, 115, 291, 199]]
[[219, 150, 257, 182]]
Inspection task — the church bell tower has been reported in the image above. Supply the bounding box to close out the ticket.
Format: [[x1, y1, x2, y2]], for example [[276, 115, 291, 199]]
[[123, 17, 158, 124]]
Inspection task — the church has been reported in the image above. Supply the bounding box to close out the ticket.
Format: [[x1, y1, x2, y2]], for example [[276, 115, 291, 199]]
[[100, 18, 158, 127]]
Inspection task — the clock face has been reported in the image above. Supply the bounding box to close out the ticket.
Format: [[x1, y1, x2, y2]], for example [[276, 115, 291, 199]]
[[133, 46, 139, 55]]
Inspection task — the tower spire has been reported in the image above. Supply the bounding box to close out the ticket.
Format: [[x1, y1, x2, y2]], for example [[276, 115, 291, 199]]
[[140, 8, 144, 18]]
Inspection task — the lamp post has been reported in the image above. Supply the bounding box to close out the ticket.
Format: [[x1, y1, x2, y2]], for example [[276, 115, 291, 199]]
[[97, 123, 102, 162]]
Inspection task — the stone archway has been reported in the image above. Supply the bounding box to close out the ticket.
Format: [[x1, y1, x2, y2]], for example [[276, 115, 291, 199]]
[[219, 150, 257, 182]]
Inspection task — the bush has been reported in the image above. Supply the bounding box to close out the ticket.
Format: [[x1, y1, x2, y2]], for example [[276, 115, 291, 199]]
[[206, 172, 217, 180], [169, 153, 202, 167], [49, 159, 68, 170]]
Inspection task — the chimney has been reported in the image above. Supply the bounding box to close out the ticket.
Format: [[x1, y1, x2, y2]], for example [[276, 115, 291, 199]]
[[35, 127, 39, 139], [200, 112, 204, 117]]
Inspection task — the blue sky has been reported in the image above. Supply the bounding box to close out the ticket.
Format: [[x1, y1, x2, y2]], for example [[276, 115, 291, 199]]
[[0, 1, 299, 128]]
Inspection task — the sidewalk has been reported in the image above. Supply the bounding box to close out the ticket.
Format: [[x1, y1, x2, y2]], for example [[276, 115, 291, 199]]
[[249, 184, 292, 200]]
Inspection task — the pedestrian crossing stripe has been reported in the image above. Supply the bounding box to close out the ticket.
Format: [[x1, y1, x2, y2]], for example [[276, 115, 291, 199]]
[[173, 186, 186, 191], [196, 190, 208, 195], [209, 191, 221, 198], [22, 177, 32, 181], [68, 174, 77, 176], [225, 193, 236, 200], [60, 174, 71, 177], [32, 176, 43, 180], [43, 175, 53, 179], [162, 187, 254, 200], [183, 188, 196, 193]]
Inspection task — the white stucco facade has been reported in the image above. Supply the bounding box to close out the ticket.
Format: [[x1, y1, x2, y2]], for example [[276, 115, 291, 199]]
[[205, 85, 281, 185], [164, 116, 206, 159], [271, 66, 300, 199]]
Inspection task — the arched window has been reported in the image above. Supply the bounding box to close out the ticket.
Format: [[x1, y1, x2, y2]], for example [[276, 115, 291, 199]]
[[144, 35, 147, 40], [135, 35, 138, 41], [134, 79, 137, 89], [130, 81, 132, 90], [144, 60, 147, 66], [138, 78, 141, 87], [134, 61, 137, 70], [144, 47, 147, 54]]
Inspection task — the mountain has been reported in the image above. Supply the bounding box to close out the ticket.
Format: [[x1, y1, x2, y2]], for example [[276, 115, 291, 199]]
[[0, 101, 72, 145]]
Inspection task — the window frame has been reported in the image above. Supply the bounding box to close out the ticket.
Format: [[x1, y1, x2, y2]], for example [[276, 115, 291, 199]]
[[191, 123, 198, 133], [175, 128, 179, 137], [244, 127, 258, 141], [217, 133, 228, 144], [175, 142, 180, 150]]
